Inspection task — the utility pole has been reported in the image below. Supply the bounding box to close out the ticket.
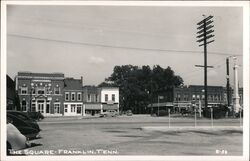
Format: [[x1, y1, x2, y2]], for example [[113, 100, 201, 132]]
[[226, 58, 231, 107], [196, 15, 215, 110]]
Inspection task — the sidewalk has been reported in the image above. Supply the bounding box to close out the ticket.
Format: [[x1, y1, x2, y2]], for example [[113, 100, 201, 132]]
[[39, 115, 99, 122], [141, 126, 243, 132]]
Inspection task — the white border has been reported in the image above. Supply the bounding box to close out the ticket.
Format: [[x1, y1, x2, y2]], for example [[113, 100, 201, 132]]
[[1, 1, 249, 161]]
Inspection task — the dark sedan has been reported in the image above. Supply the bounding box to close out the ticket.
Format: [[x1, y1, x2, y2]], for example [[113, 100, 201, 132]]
[[7, 113, 40, 139]]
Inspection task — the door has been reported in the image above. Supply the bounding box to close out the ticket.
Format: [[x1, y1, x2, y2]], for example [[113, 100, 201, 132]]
[[37, 100, 45, 114]]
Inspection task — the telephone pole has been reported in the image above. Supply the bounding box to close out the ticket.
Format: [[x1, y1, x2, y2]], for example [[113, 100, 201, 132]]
[[226, 58, 231, 107], [196, 15, 215, 110]]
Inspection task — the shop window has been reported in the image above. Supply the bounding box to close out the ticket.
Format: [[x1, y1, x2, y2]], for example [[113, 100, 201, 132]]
[[77, 104, 82, 114], [64, 105, 68, 113], [71, 104, 76, 112]]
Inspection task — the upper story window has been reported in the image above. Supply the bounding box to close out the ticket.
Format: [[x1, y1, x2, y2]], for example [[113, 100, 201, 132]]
[[77, 92, 82, 101], [54, 87, 60, 95], [87, 94, 91, 102], [37, 87, 45, 95], [177, 94, 181, 101], [96, 94, 98, 102], [112, 94, 115, 101], [105, 94, 108, 102], [192, 94, 196, 101], [32, 88, 36, 94], [71, 92, 75, 101], [21, 87, 28, 95], [65, 92, 69, 101]]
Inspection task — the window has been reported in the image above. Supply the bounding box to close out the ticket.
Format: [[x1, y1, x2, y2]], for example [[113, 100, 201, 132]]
[[46, 104, 50, 113], [96, 94, 98, 102], [202, 95, 205, 100], [197, 95, 200, 100], [177, 94, 181, 101], [112, 94, 115, 101], [31, 103, 36, 112], [77, 104, 82, 114], [65, 92, 69, 101], [21, 87, 28, 94], [64, 105, 68, 113], [54, 87, 60, 95], [71, 104, 76, 112], [192, 94, 196, 101], [54, 103, 60, 114], [71, 93, 75, 101], [32, 88, 36, 94], [37, 87, 45, 95], [77, 93, 82, 101], [21, 101, 27, 111], [105, 94, 108, 102], [87, 94, 91, 102]]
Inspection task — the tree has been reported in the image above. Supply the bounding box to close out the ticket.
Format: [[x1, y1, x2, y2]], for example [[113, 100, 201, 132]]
[[101, 65, 183, 114]]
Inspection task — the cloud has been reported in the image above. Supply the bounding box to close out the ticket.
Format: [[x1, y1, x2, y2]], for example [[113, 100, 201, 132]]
[[208, 70, 218, 77], [88, 56, 105, 64]]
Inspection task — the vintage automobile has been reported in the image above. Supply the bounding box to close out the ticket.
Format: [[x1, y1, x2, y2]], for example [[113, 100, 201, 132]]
[[126, 110, 133, 116], [100, 110, 119, 117], [25, 112, 44, 121], [7, 122, 30, 155], [7, 110, 41, 132], [7, 113, 40, 139]]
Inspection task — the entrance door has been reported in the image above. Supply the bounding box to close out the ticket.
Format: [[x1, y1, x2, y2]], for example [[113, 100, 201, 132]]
[[37, 100, 45, 114]]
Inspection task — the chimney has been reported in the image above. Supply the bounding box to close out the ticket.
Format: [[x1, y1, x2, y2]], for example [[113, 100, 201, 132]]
[[81, 76, 83, 86]]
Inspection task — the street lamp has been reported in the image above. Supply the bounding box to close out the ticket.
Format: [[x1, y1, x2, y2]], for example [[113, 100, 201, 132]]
[[158, 95, 164, 116]]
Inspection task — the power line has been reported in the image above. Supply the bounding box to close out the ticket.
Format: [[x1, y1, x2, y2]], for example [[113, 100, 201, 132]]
[[8, 33, 242, 57]]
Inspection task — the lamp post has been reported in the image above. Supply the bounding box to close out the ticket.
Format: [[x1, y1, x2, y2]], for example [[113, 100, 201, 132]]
[[157, 95, 164, 116]]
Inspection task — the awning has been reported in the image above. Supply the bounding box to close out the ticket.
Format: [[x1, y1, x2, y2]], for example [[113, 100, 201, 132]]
[[85, 104, 102, 110], [103, 104, 119, 110]]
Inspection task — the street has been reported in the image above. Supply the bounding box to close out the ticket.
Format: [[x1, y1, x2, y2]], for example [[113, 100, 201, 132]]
[[25, 115, 242, 156]]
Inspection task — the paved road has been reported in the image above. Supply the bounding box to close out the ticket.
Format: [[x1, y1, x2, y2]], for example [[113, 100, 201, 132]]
[[24, 116, 242, 156]]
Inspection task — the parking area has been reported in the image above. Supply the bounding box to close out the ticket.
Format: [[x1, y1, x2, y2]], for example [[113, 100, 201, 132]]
[[22, 115, 242, 155]]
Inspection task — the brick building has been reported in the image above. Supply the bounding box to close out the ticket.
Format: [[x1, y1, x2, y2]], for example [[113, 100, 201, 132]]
[[173, 85, 243, 112], [16, 72, 65, 116], [64, 78, 84, 116]]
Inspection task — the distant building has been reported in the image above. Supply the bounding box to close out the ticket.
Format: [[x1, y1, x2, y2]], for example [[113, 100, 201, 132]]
[[83, 86, 101, 116], [100, 87, 119, 113], [82, 86, 119, 116], [16, 72, 65, 116], [148, 85, 243, 114], [64, 78, 84, 116], [7, 75, 20, 110]]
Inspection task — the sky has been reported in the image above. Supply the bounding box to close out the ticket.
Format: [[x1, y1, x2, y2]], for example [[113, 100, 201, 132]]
[[7, 4, 243, 87]]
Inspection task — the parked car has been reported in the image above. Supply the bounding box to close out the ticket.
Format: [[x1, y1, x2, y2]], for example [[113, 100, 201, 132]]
[[100, 110, 119, 117], [7, 113, 40, 139], [7, 110, 41, 132], [7, 122, 30, 155], [25, 112, 44, 121], [126, 110, 133, 116]]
